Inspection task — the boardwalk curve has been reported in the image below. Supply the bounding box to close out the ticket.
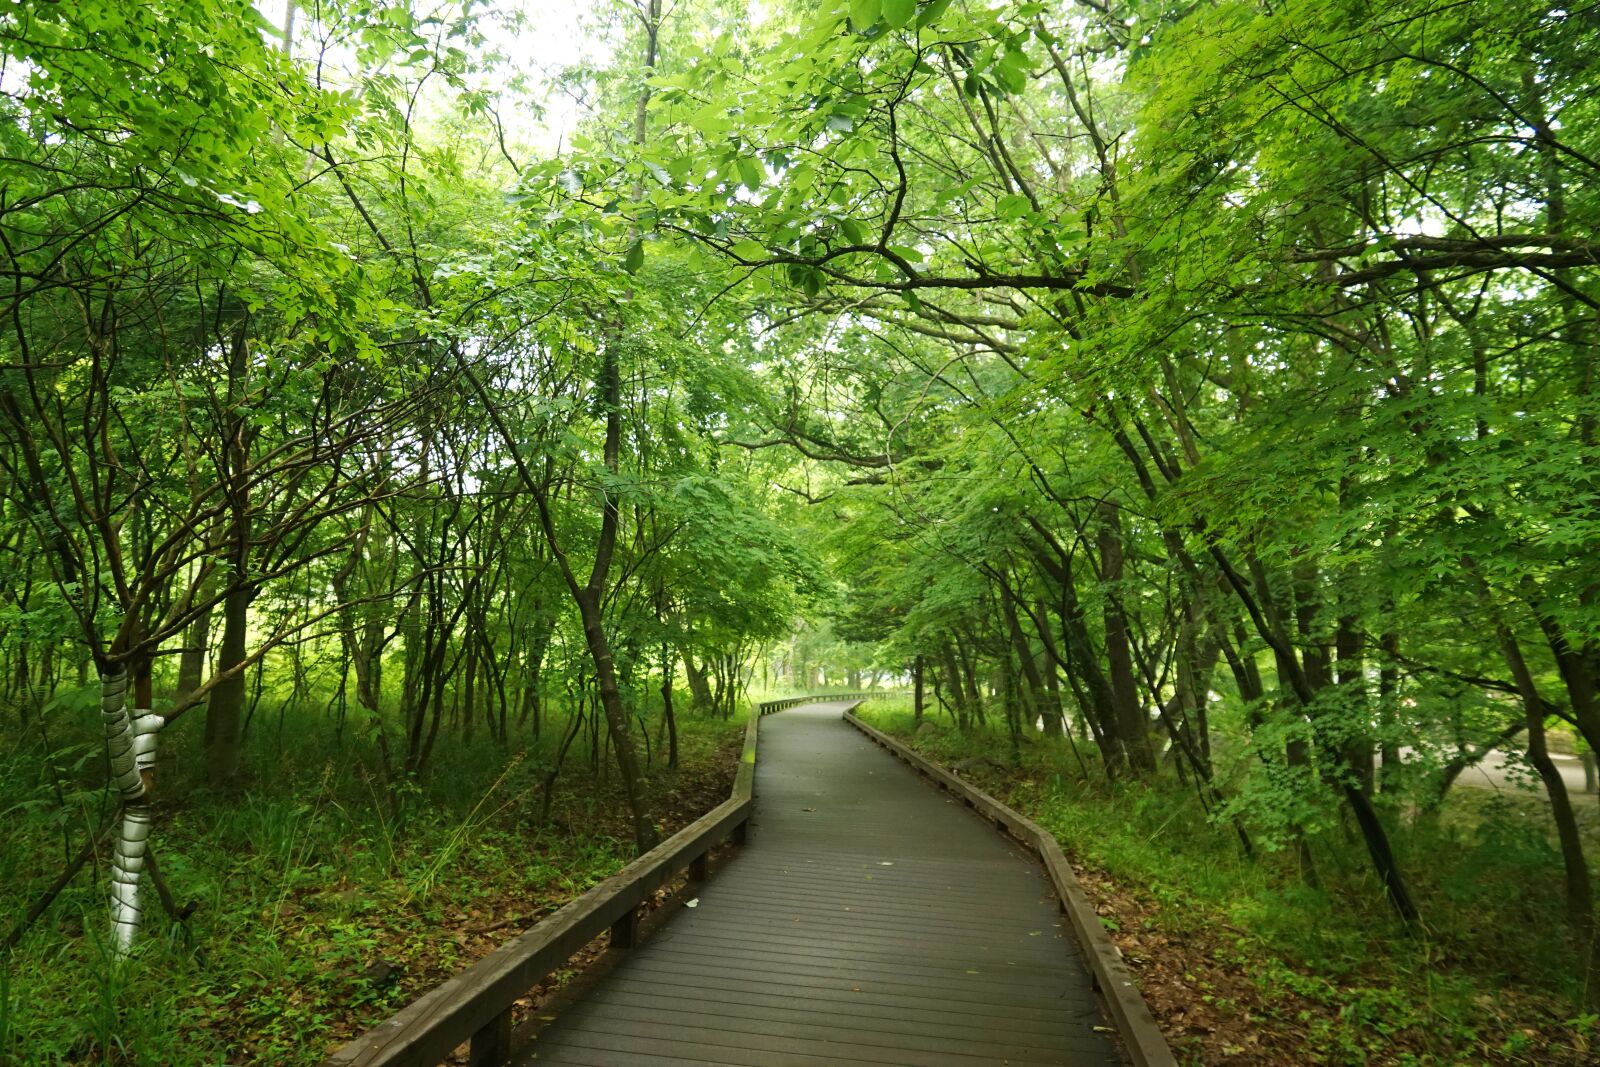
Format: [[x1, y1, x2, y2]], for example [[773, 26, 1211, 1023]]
[[519, 702, 1122, 1066]]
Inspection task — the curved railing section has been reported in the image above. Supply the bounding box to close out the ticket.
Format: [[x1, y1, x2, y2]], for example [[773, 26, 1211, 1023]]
[[756, 691, 897, 715]]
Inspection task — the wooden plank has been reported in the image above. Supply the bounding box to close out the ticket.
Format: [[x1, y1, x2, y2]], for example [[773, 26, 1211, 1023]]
[[565, 992, 1106, 1060], [611, 953, 1102, 1016], [610, 940, 1076, 997], [578, 982, 1101, 1043], [605, 958, 1103, 1024], [643, 902, 1068, 953], [538, 1011, 1085, 1066]]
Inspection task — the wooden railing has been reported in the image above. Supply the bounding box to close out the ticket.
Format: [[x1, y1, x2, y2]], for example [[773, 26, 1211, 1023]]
[[756, 691, 897, 715], [322, 713, 761, 1067]]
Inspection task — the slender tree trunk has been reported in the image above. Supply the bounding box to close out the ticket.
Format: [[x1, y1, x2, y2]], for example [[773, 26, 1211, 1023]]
[[1099, 504, 1153, 774], [1498, 621, 1599, 1008], [939, 642, 968, 728], [204, 328, 251, 787], [912, 655, 924, 727], [1378, 625, 1401, 792], [176, 602, 210, 701], [661, 642, 678, 770], [1003, 587, 1053, 736]]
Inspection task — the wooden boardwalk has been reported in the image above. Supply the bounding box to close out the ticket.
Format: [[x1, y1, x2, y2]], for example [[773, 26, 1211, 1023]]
[[518, 702, 1122, 1066]]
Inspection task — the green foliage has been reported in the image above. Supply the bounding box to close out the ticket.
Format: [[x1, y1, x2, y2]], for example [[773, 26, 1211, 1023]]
[[3, 0, 1600, 1058]]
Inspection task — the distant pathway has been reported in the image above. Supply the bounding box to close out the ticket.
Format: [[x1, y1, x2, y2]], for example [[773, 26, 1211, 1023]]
[[520, 701, 1121, 1066], [1452, 749, 1593, 796], [1393, 747, 1595, 797]]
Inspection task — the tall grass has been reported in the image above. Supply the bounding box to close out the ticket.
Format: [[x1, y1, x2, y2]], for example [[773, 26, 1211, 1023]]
[[0, 685, 744, 1065]]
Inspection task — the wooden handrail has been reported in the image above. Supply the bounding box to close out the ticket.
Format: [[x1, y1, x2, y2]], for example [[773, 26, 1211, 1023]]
[[756, 691, 896, 715], [322, 714, 761, 1067]]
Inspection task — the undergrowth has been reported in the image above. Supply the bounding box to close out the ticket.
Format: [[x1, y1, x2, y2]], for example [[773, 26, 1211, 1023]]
[[0, 692, 744, 1066]]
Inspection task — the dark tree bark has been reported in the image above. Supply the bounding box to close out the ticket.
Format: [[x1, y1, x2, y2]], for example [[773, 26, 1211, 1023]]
[[1098, 503, 1153, 775], [912, 654, 924, 727], [204, 329, 252, 787]]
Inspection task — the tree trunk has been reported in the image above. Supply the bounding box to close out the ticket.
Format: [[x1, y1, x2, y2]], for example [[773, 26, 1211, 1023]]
[[205, 584, 249, 785], [912, 655, 924, 727], [661, 642, 678, 770], [1378, 625, 1401, 793], [1497, 620, 1599, 1008], [176, 601, 210, 701], [685, 654, 714, 711], [204, 328, 251, 787], [1099, 503, 1153, 774], [576, 588, 656, 850], [101, 664, 164, 956], [1002, 587, 1054, 736]]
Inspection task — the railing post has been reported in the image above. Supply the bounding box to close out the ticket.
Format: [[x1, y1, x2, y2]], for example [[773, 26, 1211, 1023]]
[[610, 906, 640, 950], [689, 851, 708, 883], [467, 1006, 513, 1067]]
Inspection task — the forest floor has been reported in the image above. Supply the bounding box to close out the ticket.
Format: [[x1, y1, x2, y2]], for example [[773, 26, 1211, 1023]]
[[0, 703, 746, 1066], [857, 706, 1599, 1067]]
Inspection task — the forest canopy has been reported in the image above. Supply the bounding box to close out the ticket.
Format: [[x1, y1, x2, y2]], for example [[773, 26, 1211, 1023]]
[[2, 0, 1598, 1062]]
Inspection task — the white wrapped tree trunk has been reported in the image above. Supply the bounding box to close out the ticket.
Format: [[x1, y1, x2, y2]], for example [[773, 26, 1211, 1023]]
[[101, 668, 165, 956]]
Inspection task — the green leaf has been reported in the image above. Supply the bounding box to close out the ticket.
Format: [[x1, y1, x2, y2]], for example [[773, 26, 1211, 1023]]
[[916, 0, 954, 29], [644, 160, 672, 187], [738, 155, 764, 190], [623, 238, 644, 273], [850, 0, 882, 29], [883, 0, 917, 30], [996, 193, 1032, 220], [994, 47, 1030, 94]]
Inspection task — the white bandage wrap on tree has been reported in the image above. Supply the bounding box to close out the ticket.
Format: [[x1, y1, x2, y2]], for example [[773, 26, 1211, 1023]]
[[109, 805, 153, 955], [100, 669, 166, 956]]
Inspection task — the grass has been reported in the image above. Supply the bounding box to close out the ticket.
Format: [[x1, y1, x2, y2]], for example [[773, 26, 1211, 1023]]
[[0, 687, 746, 1066], [857, 704, 1599, 1066]]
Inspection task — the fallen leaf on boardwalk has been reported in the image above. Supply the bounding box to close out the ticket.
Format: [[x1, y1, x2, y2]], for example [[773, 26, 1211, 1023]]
[[685, 899, 699, 908], [878, 861, 894, 866], [802, 806, 816, 812]]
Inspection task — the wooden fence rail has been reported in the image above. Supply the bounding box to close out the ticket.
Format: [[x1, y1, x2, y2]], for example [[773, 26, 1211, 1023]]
[[322, 713, 761, 1067], [756, 690, 896, 715]]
